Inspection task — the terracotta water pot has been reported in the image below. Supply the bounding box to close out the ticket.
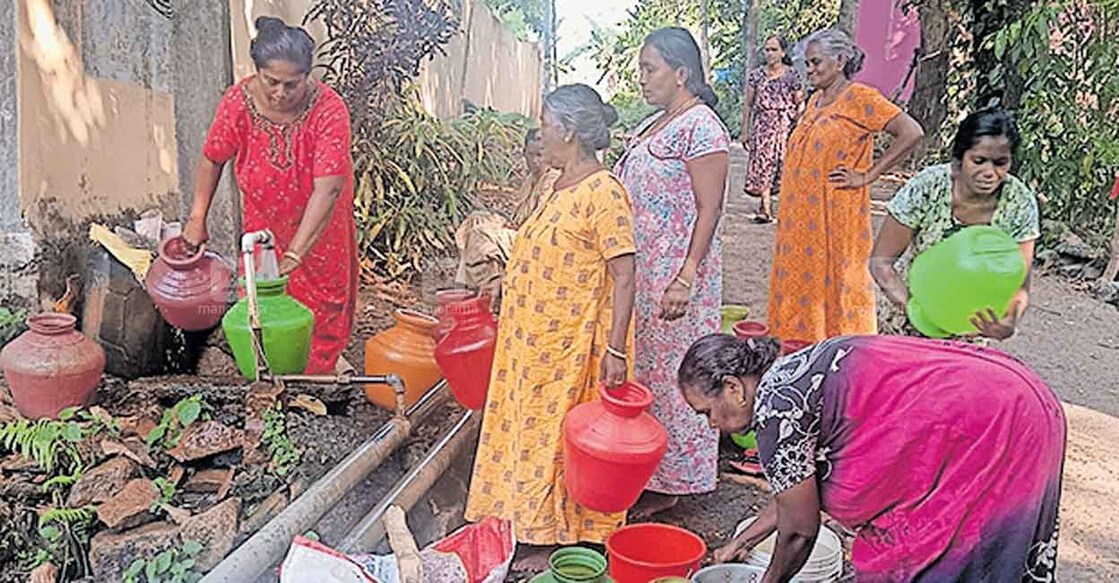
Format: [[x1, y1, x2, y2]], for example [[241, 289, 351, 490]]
[[145, 236, 233, 331], [1, 313, 105, 419], [364, 309, 442, 411]]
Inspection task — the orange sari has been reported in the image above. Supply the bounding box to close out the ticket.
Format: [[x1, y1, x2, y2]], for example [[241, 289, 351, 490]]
[[766, 83, 900, 341]]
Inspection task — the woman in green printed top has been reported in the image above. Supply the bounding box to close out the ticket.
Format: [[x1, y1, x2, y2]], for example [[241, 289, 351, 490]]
[[870, 107, 1040, 341]]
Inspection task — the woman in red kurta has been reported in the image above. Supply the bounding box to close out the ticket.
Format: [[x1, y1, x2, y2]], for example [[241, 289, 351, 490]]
[[183, 16, 357, 374]]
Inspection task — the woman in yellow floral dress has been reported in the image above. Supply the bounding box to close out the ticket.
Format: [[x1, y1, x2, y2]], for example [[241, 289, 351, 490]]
[[464, 84, 637, 568]]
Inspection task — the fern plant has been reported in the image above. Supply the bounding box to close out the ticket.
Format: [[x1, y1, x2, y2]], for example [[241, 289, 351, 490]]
[[0, 418, 84, 474]]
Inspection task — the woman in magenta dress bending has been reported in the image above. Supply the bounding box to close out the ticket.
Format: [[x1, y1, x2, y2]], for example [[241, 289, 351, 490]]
[[183, 17, 358, 374], [680, 333, 1065, 582]]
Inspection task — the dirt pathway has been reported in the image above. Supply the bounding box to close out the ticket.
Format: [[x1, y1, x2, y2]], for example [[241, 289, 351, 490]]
[[720, 145, 1119, 579]]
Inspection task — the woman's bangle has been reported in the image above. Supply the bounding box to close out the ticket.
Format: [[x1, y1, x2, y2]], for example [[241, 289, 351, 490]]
[[605, 345, 627, 360], [283, 250, 303, 265], [673, 275, 692, 290]]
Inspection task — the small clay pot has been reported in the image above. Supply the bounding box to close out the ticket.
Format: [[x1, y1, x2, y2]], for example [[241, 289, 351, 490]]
[[1, 313, 104, 419], [364, 309, 442, 411]]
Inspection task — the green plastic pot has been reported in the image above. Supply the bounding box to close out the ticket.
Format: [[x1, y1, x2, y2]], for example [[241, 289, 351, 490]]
[[730, 431, 756, 450], [720, 305, 750, 335], [548, 547, 608, 583], [907, 225, 1026, 337], [222, 276, 314, 379]]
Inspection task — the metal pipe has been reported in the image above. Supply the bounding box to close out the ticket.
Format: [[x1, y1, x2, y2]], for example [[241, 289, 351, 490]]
[[200, 382, 450, 583], [338, 410, 479, 553]]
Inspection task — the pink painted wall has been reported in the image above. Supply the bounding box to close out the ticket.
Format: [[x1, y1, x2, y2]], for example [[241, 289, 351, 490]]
[[853, 0, 921, 102]]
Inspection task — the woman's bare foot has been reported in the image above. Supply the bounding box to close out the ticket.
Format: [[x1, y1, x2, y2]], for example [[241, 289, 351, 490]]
[[628, 491, 680, 522], [511, 544, 556, 573]]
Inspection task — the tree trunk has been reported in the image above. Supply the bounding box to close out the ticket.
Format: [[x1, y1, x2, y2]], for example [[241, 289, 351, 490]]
[[699, 0, 711, 75], [908, 0, 951, 160], [541, 0, 556, 93], [742, 0, 758, 70], [837, 0, 859, 37]]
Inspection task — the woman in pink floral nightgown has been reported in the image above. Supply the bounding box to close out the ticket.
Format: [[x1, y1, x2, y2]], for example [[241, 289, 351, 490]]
[[614, 27, 730, 517]]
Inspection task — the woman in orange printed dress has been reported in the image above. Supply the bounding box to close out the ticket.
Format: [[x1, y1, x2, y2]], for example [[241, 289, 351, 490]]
[[464, 84, 636, 571], [766, 29, 923, 342], [182, 17, 358, 374]]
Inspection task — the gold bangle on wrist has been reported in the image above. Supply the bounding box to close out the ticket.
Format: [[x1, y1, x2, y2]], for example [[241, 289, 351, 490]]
[[674, 275, 692, 290], [605, 345, 627, 360], [283, 250, 303, 265]]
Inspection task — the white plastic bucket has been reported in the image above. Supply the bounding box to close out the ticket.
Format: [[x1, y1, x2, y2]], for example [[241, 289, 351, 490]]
[[732, 517, 843, 582], [691, 564, 768, 582]]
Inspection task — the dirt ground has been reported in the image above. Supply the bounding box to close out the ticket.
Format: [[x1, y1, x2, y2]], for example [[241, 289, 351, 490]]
[[718, 144, 1119, 580]]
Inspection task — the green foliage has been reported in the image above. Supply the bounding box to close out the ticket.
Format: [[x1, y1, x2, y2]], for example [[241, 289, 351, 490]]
[[151, 477, 177, 513], [260, 402, 300, 477], [122, 540, 204, 583], [0, 307, 26, 347], [21, 505, 95, 575], [0, 418, 84, 474], [990, 0, 1119, 246], [353, 88, 531, 276], [145, 395, 207, 450], [483, 0, 545, 40]]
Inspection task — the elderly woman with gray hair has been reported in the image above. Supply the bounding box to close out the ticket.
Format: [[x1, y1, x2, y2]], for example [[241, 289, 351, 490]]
[[464, 84, 636, 565], [766, 28, 923, 344]]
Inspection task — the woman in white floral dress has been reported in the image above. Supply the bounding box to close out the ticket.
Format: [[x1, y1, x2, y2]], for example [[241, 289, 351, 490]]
[[614, 27, 730, 517]]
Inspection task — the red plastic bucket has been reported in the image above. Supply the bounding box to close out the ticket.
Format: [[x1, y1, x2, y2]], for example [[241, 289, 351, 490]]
[[733, 320, 769, 339], [606, 523, 706, 582]]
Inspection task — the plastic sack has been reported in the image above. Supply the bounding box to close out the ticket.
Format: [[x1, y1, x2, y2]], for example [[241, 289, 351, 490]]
[[279, 517, 514, 583], [907, 225, 1026, 337]]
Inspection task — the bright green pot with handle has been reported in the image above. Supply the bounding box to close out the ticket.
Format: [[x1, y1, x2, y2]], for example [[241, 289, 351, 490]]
[[222, 276, 314, 379]]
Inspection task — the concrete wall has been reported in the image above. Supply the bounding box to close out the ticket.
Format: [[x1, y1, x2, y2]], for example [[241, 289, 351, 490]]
[[417, 0, 541, 119], [228, 0, 541, 120], [2, 0, 184, 310]]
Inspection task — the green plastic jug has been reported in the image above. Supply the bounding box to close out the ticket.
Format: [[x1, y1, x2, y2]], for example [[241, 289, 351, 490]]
[[906, 225, 1026, 338], [222, 276, 314, 379]]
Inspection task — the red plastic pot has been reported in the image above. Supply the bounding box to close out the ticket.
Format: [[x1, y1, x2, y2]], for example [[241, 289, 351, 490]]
[[432, 288, 477, 341], [780, 339, 811, 355], [606, 523, 706, 583], [1, 313, 105, 419], [145, 236, 233, 331], [433, 297, 497, 410], [733, 320, 769, 339], [562, 381, 668, 513]]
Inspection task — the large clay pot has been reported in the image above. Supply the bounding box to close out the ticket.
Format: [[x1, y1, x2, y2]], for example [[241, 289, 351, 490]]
[[432, 288, 476, 341], [562, 381, 668, 513], [222, 277, 314, 380], [145, 236, 233, 331], [907, 225, 1026, 337], [364, 309, 442, 411], [1, 313, 105, 419], [433, 297, 497, 410]]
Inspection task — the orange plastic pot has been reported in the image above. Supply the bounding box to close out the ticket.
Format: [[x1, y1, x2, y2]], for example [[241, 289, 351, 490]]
[[364, 310, 442, 411]]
